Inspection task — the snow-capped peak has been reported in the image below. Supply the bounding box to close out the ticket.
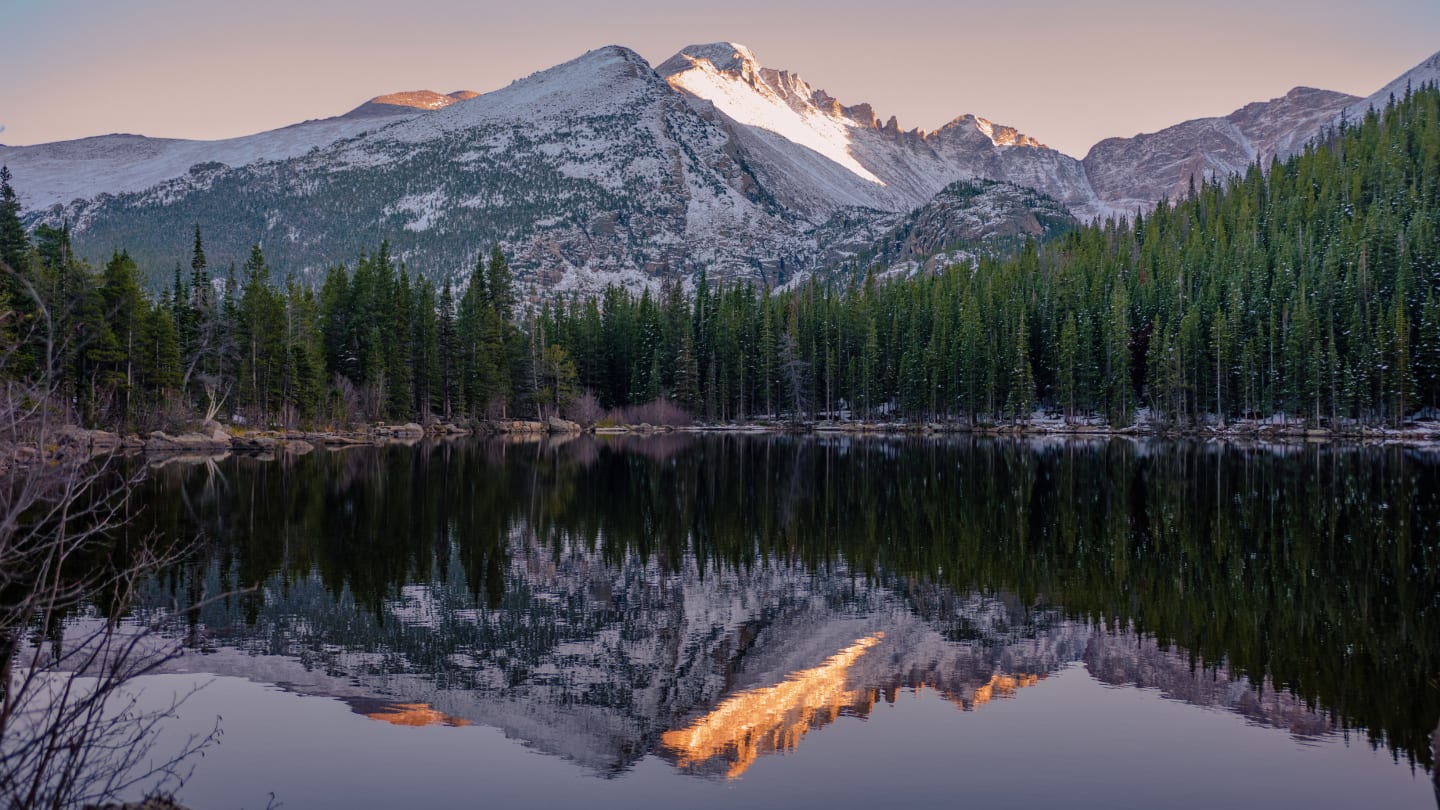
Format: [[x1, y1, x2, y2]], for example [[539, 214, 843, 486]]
[[659, 43, 886, 185], [657, 42, 763, 82], [372, 45, 665, 143]]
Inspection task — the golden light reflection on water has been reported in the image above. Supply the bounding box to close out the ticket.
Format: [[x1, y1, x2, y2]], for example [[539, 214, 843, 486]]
[[366, 702, 471, 728], [662, 633, 1045, 778], [662, 633, 885, 778], [966, 673, 1042, 708]]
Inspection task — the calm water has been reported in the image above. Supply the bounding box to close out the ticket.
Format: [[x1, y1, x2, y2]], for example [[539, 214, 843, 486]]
[[114, 436, 1439, 808]]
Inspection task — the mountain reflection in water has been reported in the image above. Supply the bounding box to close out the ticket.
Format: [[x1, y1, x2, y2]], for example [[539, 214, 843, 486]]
[[118, 435, 1439, 792], [662, 633, 888, 778]]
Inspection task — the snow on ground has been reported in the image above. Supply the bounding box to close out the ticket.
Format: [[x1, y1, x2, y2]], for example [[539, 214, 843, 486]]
[[1, 111, 420, 209], [387, 190, 449, 233]]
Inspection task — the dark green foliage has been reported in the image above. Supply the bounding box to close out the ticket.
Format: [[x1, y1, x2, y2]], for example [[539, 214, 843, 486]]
[[0, 167, 30, 275]]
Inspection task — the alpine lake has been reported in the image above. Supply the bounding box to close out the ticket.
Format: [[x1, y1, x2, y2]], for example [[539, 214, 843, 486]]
[[104, 435, 1439, 808]]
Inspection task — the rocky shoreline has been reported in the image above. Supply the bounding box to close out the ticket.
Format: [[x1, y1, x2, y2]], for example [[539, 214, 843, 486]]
[[8, 414, 1440, 472]]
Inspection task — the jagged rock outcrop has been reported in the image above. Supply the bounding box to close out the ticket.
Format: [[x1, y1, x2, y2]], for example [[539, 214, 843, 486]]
[[809, 178, 1078, 274], [658, 42, 1104, 220]]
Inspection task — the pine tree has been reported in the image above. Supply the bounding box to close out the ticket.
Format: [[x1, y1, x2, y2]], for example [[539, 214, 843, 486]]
[[1006, 311, 1036, 422], [486, 246, 514, 320], [99, 250, 144, 425], [673, 328, 701, 413], [538, 344, 579, 416], [1106, 283, 1131, 425], [138, 301, 182, 402], [1392, 296, 1414, 425], [437, 283, 457, 418], [1418, 294, 1440, 412], [0, 166, 30, 275], [1058, 313, 1079, 421]]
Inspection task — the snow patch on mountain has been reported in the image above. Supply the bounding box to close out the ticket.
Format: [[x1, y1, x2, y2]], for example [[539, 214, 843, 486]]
[[388, 190, 448, 232], [662, 43, 885, 186], [660, 42, 1105, 221], [0, 111, 424, 210]]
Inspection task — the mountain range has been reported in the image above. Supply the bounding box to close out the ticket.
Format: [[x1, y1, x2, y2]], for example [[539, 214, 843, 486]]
[[4, 43, 1437, 293]]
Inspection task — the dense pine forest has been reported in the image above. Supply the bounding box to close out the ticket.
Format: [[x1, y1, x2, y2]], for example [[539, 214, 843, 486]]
[[3, 86, 1439, 431]]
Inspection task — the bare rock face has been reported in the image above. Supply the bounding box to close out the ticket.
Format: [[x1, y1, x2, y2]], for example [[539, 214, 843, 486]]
[[810, 178, 1078, 274], [1081, 86, 1357, 215], [546, 417, 582, 434], [345, 89, 479, 117]]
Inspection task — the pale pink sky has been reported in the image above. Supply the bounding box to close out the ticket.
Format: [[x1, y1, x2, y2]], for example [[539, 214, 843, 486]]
[[3, 0, 1438, 157]]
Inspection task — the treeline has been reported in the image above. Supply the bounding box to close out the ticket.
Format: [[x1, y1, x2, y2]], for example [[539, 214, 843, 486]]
[[0, 192, 554, 428], [541, 85, 1440, 426], [3, 85, 1439, 430]]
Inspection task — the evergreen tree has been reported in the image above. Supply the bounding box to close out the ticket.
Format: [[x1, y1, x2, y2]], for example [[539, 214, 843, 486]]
[[0, 166, 30, 275]]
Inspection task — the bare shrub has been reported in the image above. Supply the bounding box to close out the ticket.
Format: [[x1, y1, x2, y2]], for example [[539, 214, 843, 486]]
[[330, 373, 363, 427], [1, 281, 218, 808], [607, 398, 694, 428], [565, 390, 604, 427]]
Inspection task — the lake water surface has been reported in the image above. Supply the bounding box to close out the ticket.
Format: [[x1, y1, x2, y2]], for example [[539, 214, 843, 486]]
[[117, 436, 1439, 808]]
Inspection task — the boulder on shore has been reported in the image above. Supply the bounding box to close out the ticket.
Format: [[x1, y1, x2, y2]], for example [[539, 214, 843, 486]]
[[54, 426, 124, 455], [497, 420, 547, 434], [144, 430, 231, 453], [546, 417, 582, 434]]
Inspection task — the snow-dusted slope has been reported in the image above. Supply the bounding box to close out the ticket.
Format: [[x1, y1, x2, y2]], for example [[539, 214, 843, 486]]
[[0, 88, 487, 210], [40, 47, 807, 290], [1081, 49, 1440, 216], [659, 42, 1105, 221], [1082, 86, 1357, 215], [1344, 48, 1440, 121], [0, 105, 433, 210], [13, 42, 1436, 292]]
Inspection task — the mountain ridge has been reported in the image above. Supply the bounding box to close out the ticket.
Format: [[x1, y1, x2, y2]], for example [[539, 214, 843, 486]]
[[6, 42, 1437, 293]]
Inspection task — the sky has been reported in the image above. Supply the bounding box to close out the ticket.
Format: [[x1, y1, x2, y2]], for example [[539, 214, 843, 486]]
[[2, 0, 1438, 158]]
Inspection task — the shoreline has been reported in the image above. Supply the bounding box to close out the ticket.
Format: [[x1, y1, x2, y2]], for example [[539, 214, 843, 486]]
[[11, 415, 1438, 470]]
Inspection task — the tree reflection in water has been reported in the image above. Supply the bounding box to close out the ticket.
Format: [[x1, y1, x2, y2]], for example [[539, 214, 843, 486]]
[[127, 436, 1440, 782]]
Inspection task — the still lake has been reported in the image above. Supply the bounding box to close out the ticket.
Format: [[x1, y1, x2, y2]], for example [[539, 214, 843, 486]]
[[116, 436, 1438, 808]]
